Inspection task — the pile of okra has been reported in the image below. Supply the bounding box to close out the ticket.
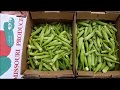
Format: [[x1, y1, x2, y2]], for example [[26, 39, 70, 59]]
[[77, 20, 119, 73], [27, 22, 72, 71]]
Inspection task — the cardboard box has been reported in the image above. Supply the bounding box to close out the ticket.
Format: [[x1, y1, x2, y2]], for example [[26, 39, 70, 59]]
[[76, 11, 120, 78], [21, 11, 76, 78], [0, 14, 27, 79]]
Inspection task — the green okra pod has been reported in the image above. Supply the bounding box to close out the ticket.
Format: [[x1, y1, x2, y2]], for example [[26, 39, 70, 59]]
[[96, 21, 107, 26], [91, 53, 95, 67], [97, 37, 101, 48], [95, 30, 103, 38], [63, 56, 71, 69], [102, 66, 109, 73], [104, 25, 112, 37], [61, 46, 70, 51], [85, 50, 96, 56], [46, 46, 56, 50], [107, 62, 113, 68], [100, 62, 106, 71], [34, 26, 38, 30], [101, 50, 109, 54], [55, 37, 72, 49], [98, 56, 102, 63], [42, 34, 54, 46], [93, 39, 100, 52], [39, 61, 43, 71], [78, 63, 83, 70], [93, 46, 100, 56], [76, 58, 78, 70], [84, 56, 88, 68], [32, 40, 42, 52], [41, 59, 52, 63], [77, 30, 84, 39], [78, 27, 85, 31], [50, 54, 59, 65], [39, 25, 47, 45], [94, 63, 102, 73], [34, 55, 50, 59], [29, 52, 49, 56], [44, 27, 51, 36], [59, 31, 66, 36], [29, 58, 35, 69], [78, 22, 89, 27], [94, 56, 98, 67], [31, 27, 42, 36], [88, 39, 93, 50], [92, 21, 96, 26], [88, 25, 92, 34], [66, 32, 72, 41], [88, 54, 92, 71], [55, 50, 65, 54], [84, 27, 88, 37], [110, 38, 115, 47], [108, 49, 114, 55], [103, 57, 120, 64], [108, 24, 117, 32], [48, 50, 53, 59], [52, 64, 57, 71], [45, 40, 58, 46], [80, 43, 85, 69], [55, 60, 59, 70], [98, 54, 117, 60], [43, 63, 53, 71], [85, 41, 89, 52], [56, 34, 70, 44], [34, 60, 40, 66], [110, 62, 115, 70], [84, 30, 95, 41], [59, 61, 66, 70], [77, 37, 84, 58], [44, 37, 51, 40], [101, 26, 109, 42], [42, 67, 48, 71]]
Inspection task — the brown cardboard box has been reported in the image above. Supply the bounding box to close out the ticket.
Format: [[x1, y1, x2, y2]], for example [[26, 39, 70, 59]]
[[21, 11, 76, 78], [21, 11, 120, 79], [76, 11, 120, 78]]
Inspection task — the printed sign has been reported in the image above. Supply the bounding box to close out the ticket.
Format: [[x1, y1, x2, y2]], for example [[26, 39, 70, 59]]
[[0, 14, 27, 79]]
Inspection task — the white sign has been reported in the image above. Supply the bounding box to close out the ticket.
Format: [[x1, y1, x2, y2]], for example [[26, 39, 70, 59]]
[[0, 14, 27, 79]]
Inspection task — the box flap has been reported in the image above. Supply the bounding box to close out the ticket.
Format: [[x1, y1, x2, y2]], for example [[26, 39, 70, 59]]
[[77, 71, 94, 77], [44, 11, 60, 13], [72, 12, 77, 76], [77, 11, 120, 20], [21, 12, 32, 74], [23, 70, 74, 78], [77, 71, 120, 78], [93, 71, 120, 78], [30, 11, 74, 20], [106, 11, 120, 14], [91, 11, 106, 14]]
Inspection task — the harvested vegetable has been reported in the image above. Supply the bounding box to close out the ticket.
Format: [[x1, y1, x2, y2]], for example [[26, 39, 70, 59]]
[[77, 20, 119, 73], [27, 23, 72, 71]]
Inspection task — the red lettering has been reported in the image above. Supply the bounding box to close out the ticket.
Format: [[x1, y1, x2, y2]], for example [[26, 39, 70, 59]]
[[18, 32, 22, 38], [13, 49, 20, 79], [14, 75, 18, 79], [18, 17, 23, 26], [16, 17, 23, 46], [18, 26, 23, 30], [14, 60, 19, 66], [16, 39, 21, 46], [15, 49, 20, 57]]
